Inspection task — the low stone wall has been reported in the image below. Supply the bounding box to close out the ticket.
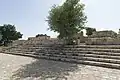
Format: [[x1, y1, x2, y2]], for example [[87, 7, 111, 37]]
[[86, 38, 120, 45], [23, 39, 64, 45], [89, 30, 117, 38], [11, 40, 27, 46], [28, 36, 50, 41]]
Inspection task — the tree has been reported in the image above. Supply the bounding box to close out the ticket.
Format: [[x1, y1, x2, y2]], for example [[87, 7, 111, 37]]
[[86, 27, 96, 36], [47, 0, 87, 43], [119, 29, 120, 34], [0, 24, 23, 46], [36, 34, 47, 37]]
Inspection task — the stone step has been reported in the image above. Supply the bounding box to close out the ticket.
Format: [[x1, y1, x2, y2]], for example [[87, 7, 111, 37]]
[[37, 55, 120, 69], [39, 53, 120, 64], [25, 52, 36, 54], [6, 48, 39, 52], [37, 49, 60, 53], [26, 47, 61, 50], [4, 50, 36, 54], [5, 47, 120, 56], [24, 45, 120, 49], [10, 45, 120, 52], [7, 47, 53, 50], [5, 49, 120, 60], [42, 51, 120, 60], [22, 44, 60, 47], [63, 48, 120, 53], [63, 51, 120, 56], [37, 49, 120, 56], [6, 48, 59, 52], [19, 45, 120, 50], [19, 46, 120, 52], [4, 51, 36, 54], [64, 45, 120, 49], [6, 45, 53, 49], [69, 55, 120, 64], [3, 51, 120, 69], [72, 53, 120, 60], [7, 49, 120, 57], [6, 50, 33, 53]]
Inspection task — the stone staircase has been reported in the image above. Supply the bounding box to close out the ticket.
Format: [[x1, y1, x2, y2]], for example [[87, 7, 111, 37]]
[[2, 43, 120, 69]]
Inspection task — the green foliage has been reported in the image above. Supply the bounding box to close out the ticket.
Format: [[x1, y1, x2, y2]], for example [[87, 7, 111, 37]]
[[36, 34, 47, 37], [47, 0, 87, 40], [119, 29, 120, 34], [0, 24, 23, 46], [86, 27, 96, 36]]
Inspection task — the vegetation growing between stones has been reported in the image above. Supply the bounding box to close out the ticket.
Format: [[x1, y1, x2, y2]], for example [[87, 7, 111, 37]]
[[86, 27, 96, 36]]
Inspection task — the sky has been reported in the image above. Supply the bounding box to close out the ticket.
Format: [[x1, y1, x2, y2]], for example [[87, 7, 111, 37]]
[[0, 0, 120, 39]]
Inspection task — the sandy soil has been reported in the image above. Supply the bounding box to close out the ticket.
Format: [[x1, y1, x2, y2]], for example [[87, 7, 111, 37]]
[[0, 53, 35, 80]]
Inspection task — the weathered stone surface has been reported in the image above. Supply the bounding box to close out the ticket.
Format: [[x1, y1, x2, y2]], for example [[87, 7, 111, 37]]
[[86, 38, 120, 45], [89, 30, 117, 38], [3, 31, 120, 72], [85, 30, 120, 45]]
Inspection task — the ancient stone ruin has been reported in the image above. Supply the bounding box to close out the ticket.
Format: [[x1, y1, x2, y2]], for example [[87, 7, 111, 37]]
[[2, 32, 120, 70], [86, 30, 120, 45], [10, 30, 120, 46], [11, 34, 63, 47]]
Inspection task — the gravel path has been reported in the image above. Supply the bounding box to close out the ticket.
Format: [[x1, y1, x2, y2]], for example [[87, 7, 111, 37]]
[[1, 53, 120, 80], [0, 53, 35, 80]]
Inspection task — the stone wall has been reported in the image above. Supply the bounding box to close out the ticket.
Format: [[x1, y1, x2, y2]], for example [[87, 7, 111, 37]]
[[26, 36, 64, 45], [86, 37, 120, 45], [89, 30, 117, 38], [11, 40, 27, 46], [28, 36, 50, 41], [85, 30, 120, 45]]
